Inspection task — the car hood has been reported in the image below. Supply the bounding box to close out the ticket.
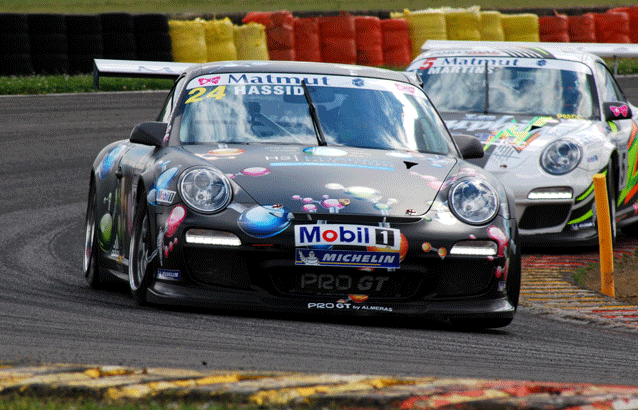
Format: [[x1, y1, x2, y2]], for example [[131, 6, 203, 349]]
[[442, 113, 599, 172], [183, 145, 459, 217]]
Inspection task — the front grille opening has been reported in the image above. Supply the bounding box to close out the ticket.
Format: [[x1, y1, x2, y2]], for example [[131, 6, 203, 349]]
[[519, 204, 571, 230]]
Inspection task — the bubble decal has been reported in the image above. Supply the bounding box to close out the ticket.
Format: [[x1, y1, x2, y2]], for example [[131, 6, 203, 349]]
[[156, 167, 180, 190], [237, 205, 292, 238], [488, 225, 508, 257], [165, 205, 186, 237], [98, 145, 125, 179], [241, 167, 270, 177], [421, 241, 447, 259]]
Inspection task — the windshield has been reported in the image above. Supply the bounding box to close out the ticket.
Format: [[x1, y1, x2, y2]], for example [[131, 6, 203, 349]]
[[175, 73, 453, 155], [417, 57, 598, 119]]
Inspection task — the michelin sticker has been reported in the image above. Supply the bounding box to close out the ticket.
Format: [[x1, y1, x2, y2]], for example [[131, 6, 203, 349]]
[[296, 249, 400, 268]]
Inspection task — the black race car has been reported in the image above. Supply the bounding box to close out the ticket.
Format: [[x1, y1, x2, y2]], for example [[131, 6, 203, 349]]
[[84, 60, 520, 328]]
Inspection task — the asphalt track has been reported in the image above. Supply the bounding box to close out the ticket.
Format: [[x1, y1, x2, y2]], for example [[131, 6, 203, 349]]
[[2, 84, 638, 406]]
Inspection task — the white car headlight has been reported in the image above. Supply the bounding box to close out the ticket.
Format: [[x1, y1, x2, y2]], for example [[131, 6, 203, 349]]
[[448, 178, 500, 225], [179, 167, 232, 213], [540, 139, 582, 175]]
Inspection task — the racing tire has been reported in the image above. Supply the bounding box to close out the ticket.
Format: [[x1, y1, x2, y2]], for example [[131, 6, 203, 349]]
[[83, 182, 104, 289], [129, 194, 157, 305]]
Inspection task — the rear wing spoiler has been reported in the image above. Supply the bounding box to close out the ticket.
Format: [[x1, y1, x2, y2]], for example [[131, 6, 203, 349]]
[[420, 40, 638, 74], [92, 59, 193, 90]]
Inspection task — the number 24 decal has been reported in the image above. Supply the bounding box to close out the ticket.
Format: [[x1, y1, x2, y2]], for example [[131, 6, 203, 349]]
[[185, 86, 227, 104]]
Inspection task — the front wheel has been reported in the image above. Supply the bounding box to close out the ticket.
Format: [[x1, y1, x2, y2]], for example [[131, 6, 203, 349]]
[[128, 196, 157, 305], [83, 181, 103, 289]]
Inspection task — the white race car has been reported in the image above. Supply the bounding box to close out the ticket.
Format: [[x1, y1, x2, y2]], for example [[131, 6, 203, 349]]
[[407, 41, 638, 246]]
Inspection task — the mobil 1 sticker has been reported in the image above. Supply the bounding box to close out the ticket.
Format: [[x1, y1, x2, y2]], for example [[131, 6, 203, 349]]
[[294, 224, 401, 250]]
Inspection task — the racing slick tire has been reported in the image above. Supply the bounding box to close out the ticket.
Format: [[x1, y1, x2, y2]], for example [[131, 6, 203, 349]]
[[129, 193, 157, 305], [83, 181, 104, 289]]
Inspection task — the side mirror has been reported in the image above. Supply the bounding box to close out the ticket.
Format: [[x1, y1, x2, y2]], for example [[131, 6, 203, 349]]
[[130, 121, 168, 147], [603, 102, 633, 122], [453, 133, 484, 160]]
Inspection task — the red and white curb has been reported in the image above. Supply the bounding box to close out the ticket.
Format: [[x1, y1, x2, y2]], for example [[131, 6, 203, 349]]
[[2, 364, 638, 409], [521, 237, 638, 330]]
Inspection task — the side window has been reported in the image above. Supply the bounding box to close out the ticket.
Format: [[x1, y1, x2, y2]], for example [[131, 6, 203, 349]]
[[157, 76, 186, 123], [595, 62, 626, 102]]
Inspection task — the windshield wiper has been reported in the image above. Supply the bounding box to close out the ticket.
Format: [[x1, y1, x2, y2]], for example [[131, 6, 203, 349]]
[[301, 80, 327, 146], [484, 60, 489, 114]]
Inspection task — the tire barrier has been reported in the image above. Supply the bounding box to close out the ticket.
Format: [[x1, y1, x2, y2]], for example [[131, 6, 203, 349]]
[[100, 13, 136, 60], [134, 13, 172, 62], [27, 13, 68, 74], [393, 9, 447, 59], [203, 18, 237, 62], [318, 14, 357, 64], [593, 12, 630, 43], [539, 13, 570, 42], [0, 13, 33, 75], [6, 7, 638, 78], [66, 14, 103, 74], [568, 13, 597, 42], [444, 7, 481, 41], [294, 17, 321, 62], [354, 16, 383, 67], [244, 10, 295, 61], [381, 18, 411, 67], [501, 13, 540, 42], [168, 19, 207, 63], [479, 11, 505, 41], [233, 23, 269, 61], [609, 7, 638, 43]]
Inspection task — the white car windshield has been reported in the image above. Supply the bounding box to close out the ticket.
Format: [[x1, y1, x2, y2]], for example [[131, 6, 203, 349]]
[[176, 73, 453, 154], [419, 58, 598, 119]]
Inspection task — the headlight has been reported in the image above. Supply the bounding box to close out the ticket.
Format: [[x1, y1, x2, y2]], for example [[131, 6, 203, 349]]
[[179, 167, 232, 213], [448, 178, 500, 225], [540, 139, 581, 175]]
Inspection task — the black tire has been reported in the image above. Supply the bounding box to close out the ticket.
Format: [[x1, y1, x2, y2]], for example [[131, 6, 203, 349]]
[[0, 53, 33, 75], [0, 13, 29, 33], [67, 33, 104, 55], [136, 51, 173, 62], [27, 13, 66, 34], [83, 182, 103, 289], [135, 32, 172, 53], [128, 195, 157, 305], [31, 53, 69, 74], [66, 14, 102, 35], [68, 53, 102, 74], [30, 33, 68, 54], [133, 13, 169, 33], [100, 12, 134, 33], [0, 33, 30, 53], [102, 32, 136, 53], [102, 51, 137, 60]]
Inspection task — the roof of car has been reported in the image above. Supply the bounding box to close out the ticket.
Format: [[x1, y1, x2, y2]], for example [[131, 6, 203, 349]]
[[413, 44, 601, 66], [184, 60, 421, 84]]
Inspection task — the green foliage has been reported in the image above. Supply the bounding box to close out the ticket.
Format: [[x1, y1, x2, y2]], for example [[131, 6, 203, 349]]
[[0, 75, 174, 95]]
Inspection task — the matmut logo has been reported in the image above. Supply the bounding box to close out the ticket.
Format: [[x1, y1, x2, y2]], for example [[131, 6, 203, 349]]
[[294, 224, 400, 249]]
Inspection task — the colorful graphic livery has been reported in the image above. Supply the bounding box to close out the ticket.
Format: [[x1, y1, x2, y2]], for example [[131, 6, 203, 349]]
[[84, 60, 520, 328], [407, 43, 638, 245]]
